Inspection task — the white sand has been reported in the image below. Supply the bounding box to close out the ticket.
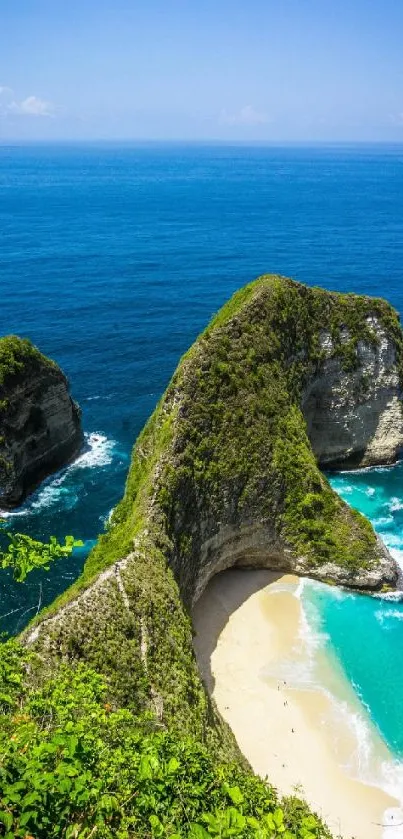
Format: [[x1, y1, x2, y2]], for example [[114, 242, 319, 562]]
[[192, 570, 401, 839]]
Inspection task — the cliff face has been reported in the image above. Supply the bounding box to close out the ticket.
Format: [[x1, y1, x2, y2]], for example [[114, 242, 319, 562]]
[[0, 336, 83, 509], [24, 276, 403, 731], [303, 318, 403, 468]]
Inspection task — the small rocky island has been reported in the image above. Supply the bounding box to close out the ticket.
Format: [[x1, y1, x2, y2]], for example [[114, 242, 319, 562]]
[[0, 336, 83, 509]]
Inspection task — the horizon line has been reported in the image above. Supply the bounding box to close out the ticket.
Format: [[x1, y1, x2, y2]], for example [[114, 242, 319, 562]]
[[1, 138, 403, 147]]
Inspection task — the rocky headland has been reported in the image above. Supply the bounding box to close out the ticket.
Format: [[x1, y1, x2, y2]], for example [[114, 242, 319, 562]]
[[23, 276, 403, 715], [0, 336, 83, 509]]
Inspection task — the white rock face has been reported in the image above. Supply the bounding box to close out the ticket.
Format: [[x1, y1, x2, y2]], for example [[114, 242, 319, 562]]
[[302, 318, 403, 468]]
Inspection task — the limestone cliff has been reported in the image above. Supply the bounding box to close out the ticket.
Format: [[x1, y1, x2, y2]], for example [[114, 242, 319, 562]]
[[24, 276, 403, 732], [304, 318, 403, 468], [0, 336, 83, 509]]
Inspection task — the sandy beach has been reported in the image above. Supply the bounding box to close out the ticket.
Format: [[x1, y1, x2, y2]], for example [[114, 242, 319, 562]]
[[192, 570, 402, 839]]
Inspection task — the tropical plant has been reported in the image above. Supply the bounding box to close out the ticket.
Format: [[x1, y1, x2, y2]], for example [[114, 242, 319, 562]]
[[0, 532, 83, 582], [0, 647, 330, 839]]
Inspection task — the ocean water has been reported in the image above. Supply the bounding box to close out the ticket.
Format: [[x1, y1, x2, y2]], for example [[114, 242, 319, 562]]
[[1, 142, 403, 800], [316, 468, 403, 802]]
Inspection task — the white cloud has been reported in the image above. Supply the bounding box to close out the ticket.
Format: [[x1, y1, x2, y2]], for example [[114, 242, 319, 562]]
[[8, 95, 53, 117], [390, 112, 403, 127], [219, 105, 270, 127], [0, 85, 13, 96]]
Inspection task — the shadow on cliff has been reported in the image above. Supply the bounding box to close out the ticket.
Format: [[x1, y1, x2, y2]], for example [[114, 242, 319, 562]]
[[192, 568, 282, 695]]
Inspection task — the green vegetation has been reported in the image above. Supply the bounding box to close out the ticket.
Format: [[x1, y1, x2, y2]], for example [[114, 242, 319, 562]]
[[0, 533, 83, 582], [0, 642, 331, 839], [0, 336, 57, 389], [25, 534, 212, 737]]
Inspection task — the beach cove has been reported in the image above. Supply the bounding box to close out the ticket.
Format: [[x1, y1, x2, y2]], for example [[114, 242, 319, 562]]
[[193, 570, 403, 839]]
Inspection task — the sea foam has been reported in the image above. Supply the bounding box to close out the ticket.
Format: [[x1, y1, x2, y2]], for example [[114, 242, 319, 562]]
[[390, 497, 403, 512], [0, 432, 116, 517]]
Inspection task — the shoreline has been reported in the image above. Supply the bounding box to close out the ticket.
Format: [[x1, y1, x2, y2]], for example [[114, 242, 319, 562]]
[[192, 570, 402, 839]]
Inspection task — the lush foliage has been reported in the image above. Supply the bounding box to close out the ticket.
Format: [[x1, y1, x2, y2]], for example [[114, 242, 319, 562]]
[[0, 642, 331, 839], [0, 533, 83, 582], [0, 336, 56, 388]]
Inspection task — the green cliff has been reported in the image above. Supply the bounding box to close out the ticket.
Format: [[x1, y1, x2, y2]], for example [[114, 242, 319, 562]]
[[2, 276, 403, 838], [73, 274, 401, 606]]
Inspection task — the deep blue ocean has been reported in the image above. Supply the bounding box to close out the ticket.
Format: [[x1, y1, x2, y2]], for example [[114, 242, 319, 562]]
[[2, 142, 403, 798]]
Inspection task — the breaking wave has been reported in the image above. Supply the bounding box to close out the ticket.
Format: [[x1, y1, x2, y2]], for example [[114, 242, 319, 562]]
[[0, 432, 117, 518]]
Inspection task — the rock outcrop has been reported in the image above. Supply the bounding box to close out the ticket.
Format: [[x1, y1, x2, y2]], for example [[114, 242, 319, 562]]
[[24, 277, 403, 703], [0, 336, 83, 509], [303, 318, 403, 468]]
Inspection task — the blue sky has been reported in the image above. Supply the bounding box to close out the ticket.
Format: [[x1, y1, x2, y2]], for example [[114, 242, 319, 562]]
[[1, 0, 403, 141]]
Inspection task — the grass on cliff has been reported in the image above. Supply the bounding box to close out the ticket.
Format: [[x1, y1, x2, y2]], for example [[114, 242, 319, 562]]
[[0, 336, 57, 389]]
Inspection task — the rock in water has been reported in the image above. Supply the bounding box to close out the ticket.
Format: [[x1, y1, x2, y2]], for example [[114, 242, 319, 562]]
[[0, 336, 83, 508]]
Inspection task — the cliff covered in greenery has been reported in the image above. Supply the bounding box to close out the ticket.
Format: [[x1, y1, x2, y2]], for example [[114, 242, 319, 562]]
[[0, 336, 83, 509], [2, 276, 403, 837], [79, 274, 401, 604]]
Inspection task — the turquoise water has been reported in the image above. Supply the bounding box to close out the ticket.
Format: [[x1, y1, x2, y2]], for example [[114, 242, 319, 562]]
[[313, 470, 403, 762], [2, 142, 403, 789]]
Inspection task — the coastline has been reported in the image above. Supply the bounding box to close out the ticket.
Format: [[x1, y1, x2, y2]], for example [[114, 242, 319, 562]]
[[192, 570, 401, 839]]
